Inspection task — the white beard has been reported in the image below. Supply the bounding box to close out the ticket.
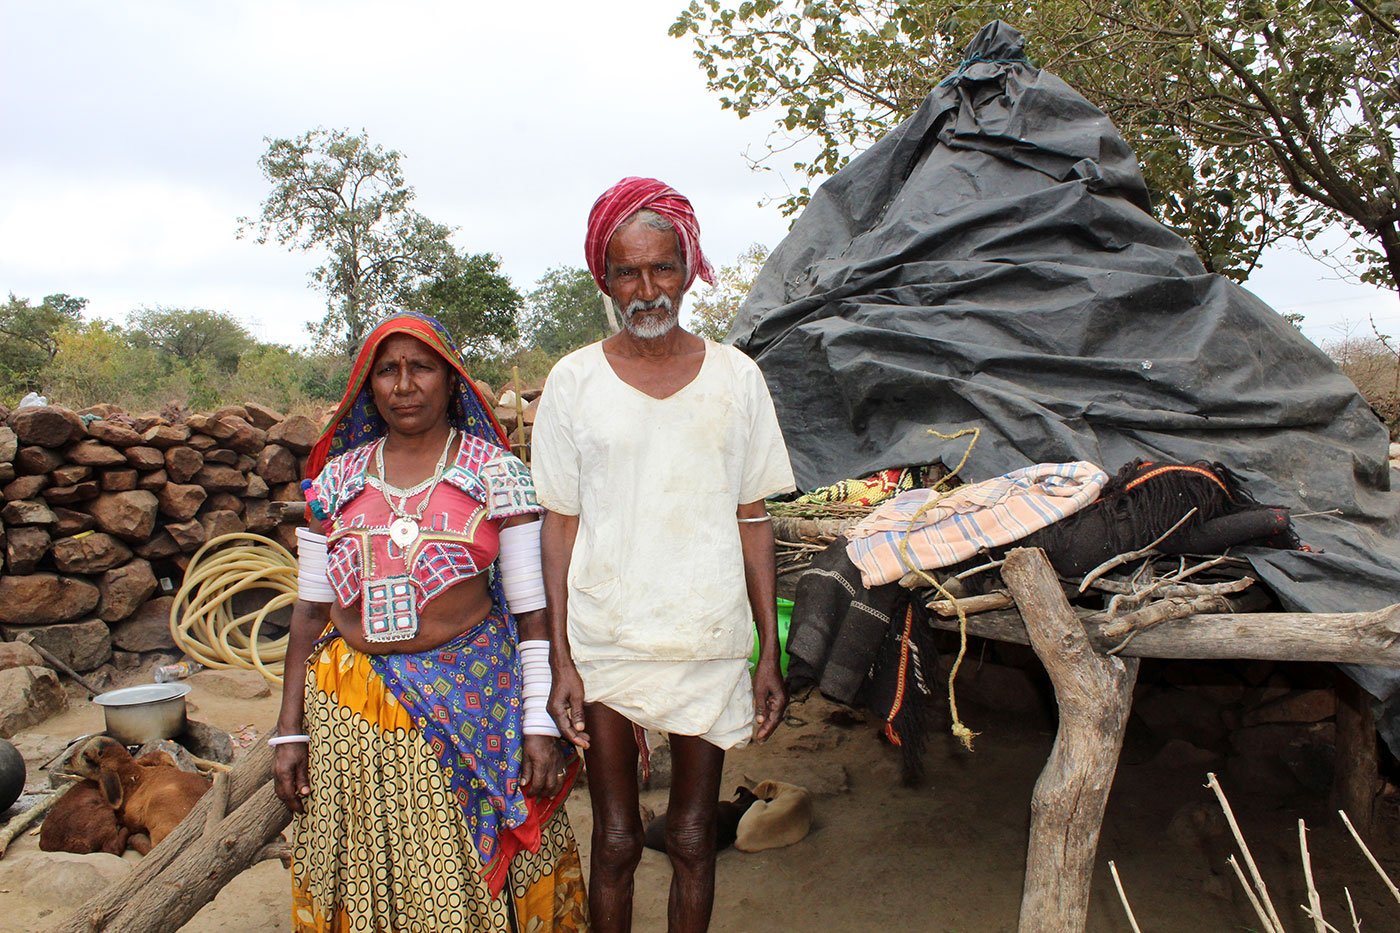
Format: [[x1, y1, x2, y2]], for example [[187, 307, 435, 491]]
[[622, 295, 679, 340]]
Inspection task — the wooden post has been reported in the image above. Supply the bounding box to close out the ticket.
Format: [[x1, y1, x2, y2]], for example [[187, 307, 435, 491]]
[[1332, 672, 1381, 836], [1002, 548, 1140, 933]]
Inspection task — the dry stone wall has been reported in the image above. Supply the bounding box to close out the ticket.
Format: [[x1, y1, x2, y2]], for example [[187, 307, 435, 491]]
[[0, 401, 318, 730]]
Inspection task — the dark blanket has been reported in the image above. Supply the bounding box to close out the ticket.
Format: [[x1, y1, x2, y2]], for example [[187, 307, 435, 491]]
[[732, 22, 1400, 732]]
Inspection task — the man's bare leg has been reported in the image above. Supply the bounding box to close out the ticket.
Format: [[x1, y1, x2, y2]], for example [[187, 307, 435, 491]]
[[664, 733, 726, 933], [583, 702, 643, 933]]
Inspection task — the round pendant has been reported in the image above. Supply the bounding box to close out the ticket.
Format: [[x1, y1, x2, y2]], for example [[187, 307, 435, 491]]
[[388, 516, 419, 548]]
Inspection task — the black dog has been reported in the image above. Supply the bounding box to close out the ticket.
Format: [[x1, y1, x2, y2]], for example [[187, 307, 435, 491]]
[[643, 785, 759, 853]]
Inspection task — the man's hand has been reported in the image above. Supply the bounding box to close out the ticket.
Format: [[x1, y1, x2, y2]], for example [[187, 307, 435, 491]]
[[520, 735, 566, 799], [273, 743, 311, 814], [548, 663, 591, 749], [752, 663, 787, 743]]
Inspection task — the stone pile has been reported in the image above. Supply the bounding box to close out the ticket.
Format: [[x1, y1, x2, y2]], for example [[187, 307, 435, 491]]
[[0, 401, 318, 736], [479, 380, 541, 462]]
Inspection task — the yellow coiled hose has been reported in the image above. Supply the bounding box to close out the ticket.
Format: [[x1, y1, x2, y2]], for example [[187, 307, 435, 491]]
[[169, 532, 297, 684]]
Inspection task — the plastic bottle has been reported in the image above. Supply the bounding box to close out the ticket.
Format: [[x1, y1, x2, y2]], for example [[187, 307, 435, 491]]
[[153, 659, 204, 683]]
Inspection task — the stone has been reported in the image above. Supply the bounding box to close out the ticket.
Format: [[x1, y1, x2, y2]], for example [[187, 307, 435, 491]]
[[200, 509, 245, 541], [0, 425, 15, 463], [220, 416, 267, 455], [204, 492, 244, 514], [49, 463, 91, 486], [51, 531, 132, 573], [86, 490, 159, 541], [4, 619, 112, 671], [43, 480, 101, 505], [180, 718, 234, 764], [110, 596, 177, 652], [271, 523, 300, 553], [0, 641, 44, 671], [271, 481, 304, 502], [244, 473, 269, 498], [235, 454, 256, 473], [243, 402, 284, 429], [136, 468, 168, 491], [203, 448, 239, 466], [165, 519, 207, 551], [157, 482, 207, 520], [5, 526, 51, 573], [1133, 686, 1227, 747], [0, 849, 130, 903], [141, 424, 190, 449], [164, 446, 204, 483], [243, 499, 277, 533], [100, 468, 138, 492], [112, 650, 140, 670], [193, 464, 247, 493], [189, 668, 272, 699], [9, 406, 76, 448], [98, 558, 158, 622], [187, 413, 236, 440], [66, 440, 127, 467], [123, 445, 165, 470], [84, 419, 143, 447], [0, 573, 99, 624], [187, 433, 218, 452], [133, 529, 180, 560], [3, 474, 48, 500], [254, 443, 298, 484], [0, 463, 12, 483], [15, 445, 65, 475], [78, 403, 121, 418], [2, 498, 55, 525], [52, 507, 96, 537], [1242, 688, 1337, 726], [269, 414, 320, 454], [1151, 738, 1220, 770], [0, 665, 68, 737], [212, 404, 249, 422]]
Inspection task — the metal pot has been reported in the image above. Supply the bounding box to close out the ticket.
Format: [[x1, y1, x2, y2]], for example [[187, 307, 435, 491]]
[[92, 683, 192, 745]]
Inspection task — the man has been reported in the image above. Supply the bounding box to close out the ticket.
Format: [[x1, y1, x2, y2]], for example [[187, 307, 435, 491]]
[[532, 177, 795, 932]]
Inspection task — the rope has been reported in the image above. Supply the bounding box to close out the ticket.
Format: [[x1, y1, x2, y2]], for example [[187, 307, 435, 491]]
[[169, 532, 298, 685]]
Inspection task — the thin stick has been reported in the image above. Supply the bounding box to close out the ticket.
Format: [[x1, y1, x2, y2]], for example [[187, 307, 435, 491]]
[[1300, 818, 1327, 933], [1299, 905, 1344, 933], [1108, 861, 1143, 933], [0, 780, 79, 859], [1339, 808, 1400, 905], [1228, 855, 1280, 933], [1209, 772, 1286, 933], [1078, 508, 1198, 592], [203, 771, 229, 836], [1344, 886, 1361, 932]]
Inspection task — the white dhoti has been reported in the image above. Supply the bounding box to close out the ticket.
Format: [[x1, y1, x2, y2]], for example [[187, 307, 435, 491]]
[[577, 657, 754, 750]]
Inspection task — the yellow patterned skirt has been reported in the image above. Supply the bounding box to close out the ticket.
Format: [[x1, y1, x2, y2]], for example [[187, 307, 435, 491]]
[[290, 636, 589, 932]]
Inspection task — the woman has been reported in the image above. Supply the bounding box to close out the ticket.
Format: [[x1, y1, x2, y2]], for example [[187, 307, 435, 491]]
[[273, 312, 588, 931]]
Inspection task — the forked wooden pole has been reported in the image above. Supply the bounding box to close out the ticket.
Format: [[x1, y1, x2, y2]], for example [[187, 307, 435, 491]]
[[1002, 547, 1140, 933]]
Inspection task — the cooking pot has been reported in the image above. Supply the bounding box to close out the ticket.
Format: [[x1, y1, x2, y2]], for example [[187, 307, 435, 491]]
[[92, 683, 192, 745]]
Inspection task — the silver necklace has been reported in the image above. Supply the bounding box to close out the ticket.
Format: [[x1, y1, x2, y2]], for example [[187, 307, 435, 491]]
[[375, 427, 456, 548]]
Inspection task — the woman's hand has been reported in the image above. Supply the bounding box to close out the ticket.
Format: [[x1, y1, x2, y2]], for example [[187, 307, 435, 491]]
[[273, 743, 311, 814], [520, 735, 565, 799], [548, 663, 590, 749]]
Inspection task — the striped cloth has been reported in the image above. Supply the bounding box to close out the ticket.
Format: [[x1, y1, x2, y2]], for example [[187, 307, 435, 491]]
[[845, 461, 1109, 587]]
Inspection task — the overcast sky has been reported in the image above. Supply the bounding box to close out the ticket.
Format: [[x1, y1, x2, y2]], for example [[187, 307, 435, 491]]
[[2, 1, 1395, 350]]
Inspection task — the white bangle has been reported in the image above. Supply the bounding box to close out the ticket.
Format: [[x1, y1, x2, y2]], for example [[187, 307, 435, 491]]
[[737, 515, 772, 524], [295, 527, 335, 604], [269, 734, 311, 746], [499, 522, 547, 614], [519, 640, 560, 737]]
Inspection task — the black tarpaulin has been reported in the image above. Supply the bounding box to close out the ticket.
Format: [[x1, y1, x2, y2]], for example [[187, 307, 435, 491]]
[[731, 22, 1400, 701]]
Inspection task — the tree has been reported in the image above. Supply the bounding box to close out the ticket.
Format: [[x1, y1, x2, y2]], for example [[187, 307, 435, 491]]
[[239, 128, 457, 354], [0, 293, 87, 394], [671, 1, 1400, 292], [125, 306, 253, 373], [522, 266, 611, 357], [404, 251, 523, 362], [688, 243, 769, 341]]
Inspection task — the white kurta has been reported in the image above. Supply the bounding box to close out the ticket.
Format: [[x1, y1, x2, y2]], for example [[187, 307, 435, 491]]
[[532, 339, 796, 746]]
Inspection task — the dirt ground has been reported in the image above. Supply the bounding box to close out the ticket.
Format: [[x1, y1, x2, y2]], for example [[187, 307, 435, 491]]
[[3, 665, 1400, 932]]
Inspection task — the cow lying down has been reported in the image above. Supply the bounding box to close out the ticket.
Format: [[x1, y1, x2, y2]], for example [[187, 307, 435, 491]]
[[40, 736, 210, 856]]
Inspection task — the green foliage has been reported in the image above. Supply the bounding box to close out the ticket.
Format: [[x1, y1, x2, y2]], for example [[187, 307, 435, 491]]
[[405, 251, 524, 371], [125, 306, 254, 373], [239, 127, 458, 355], [522, 266, 611, 358], [40, 320, 165, 409], [0, 293, 87, 394], [672, 1, 1400, 292], [688, 243, 769, 341]]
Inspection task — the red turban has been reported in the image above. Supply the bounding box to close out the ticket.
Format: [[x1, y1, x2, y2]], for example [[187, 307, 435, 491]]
[[584, 177, 716, 296]]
